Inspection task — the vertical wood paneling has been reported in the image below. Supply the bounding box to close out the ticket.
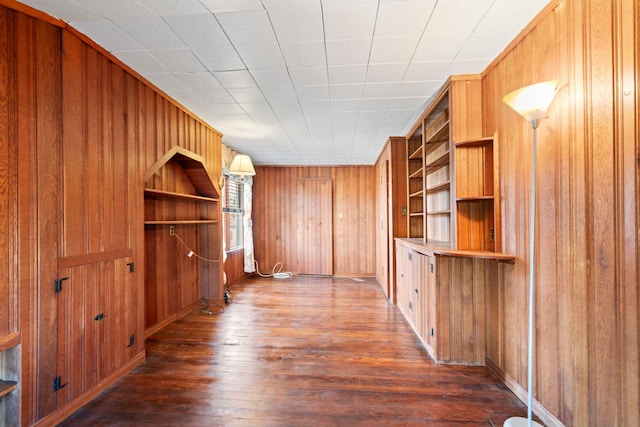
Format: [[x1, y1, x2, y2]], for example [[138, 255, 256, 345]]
[[482, 0, 639, 425], [1, 3, 224, 424], [253, 166, 375, 276], [296, 178, 333, 275]]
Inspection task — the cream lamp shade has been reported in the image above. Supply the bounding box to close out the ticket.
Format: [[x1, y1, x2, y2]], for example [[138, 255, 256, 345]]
[[503, 80, 558, 122], [228, 154, 256, 178]]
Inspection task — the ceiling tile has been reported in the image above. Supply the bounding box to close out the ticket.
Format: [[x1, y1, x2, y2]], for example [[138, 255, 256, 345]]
[[456, 32, 513, 60], [70, 0, 155, 20], [113, 50, 168, 73], [328, 65, 367, 85], [476, 0, 548, 33], [413, 34, 468, 61], [228, 87, 266, 103], [165, 13, 230, 48], [150, 49, 206, 73], [264, 1, 324, 42], [213, 70, 257, 88], [215, 10, 277, 46], [365, 63, 407, 83], [239, 101, 274, 115], [369, 36, 420, 64], [236, 44, 286, 69], [362, 82, 399, 98], [375, 0, 437, 37], [176, 72, 222, 91], [396, 80, 443, 97], [193, 45, 244, 71], [425, 0, 493, 34], [300, 100, 331, 113], [295, 85, 330, 101], [143, 73, 190, 92], [403, 61, 450, 81], [261, 86, 299, 104], [72, 20, 142, 52], [325, 39, 371, 67], [391, 97, 429, 109], [446, 59, 491, 75], [199, 0, 264, 13], [280, 41, 326, 68], [329, 84, 364, 100], [116, 17, 186, 49], [323, 2, 377, 40], [289, 67, 328, 87], [360, 99, 394, 111], [250, 68, 292, 87], [134, 0, 209, 16], [200, 88, 236, 104], [330, 99, 362, 111], [21, 0, 101, 21]]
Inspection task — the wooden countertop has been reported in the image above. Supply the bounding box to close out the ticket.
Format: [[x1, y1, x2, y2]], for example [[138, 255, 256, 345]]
[[395, 238, 516, 263]]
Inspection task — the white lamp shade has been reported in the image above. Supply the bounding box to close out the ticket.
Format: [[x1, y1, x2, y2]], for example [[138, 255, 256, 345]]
[[503, 80, 558, 122], [228, 154, 255, 177]]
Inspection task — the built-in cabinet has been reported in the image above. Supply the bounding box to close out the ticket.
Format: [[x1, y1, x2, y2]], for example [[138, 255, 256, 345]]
[[396, 239, 514, 365], [405, 75, 499, 251], [396, 75, 514, 366]]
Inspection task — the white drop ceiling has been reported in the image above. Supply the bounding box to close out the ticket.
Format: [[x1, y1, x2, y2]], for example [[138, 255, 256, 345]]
[[18, 0, 549, 165]]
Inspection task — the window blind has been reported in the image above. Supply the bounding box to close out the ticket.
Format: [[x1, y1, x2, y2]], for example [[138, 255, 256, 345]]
[[223, 175, 243, 213]]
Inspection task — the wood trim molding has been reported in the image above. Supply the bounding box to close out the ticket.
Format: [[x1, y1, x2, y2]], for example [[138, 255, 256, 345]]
[[57, 248, 132, 270], [32, 352, 146, 427], [486, 358, 564, 427]]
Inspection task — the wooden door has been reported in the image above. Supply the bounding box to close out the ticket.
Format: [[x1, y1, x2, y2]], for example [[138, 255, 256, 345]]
[[296, 179, 333, 275]]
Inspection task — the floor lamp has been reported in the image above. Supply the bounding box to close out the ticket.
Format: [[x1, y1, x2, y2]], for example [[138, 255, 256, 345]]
[[502, 80, 558, 427]]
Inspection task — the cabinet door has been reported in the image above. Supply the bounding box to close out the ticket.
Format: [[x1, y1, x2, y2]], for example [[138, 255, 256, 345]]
[[395, 245, 408, 316], [424, 254, 437, 356], [55, 256, 136, 408], [411, 252, 429, 340]]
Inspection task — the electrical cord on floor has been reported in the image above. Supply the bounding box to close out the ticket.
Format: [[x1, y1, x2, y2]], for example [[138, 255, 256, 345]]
[[489, 411, 511, 427], [254, 260, 293, 279]]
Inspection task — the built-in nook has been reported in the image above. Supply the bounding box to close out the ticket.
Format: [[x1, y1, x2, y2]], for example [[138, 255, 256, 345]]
[[143, 147, 223, 336]]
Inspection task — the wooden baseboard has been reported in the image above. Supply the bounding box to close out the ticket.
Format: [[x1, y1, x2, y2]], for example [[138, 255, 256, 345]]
[[485, 358, 565, 427], [34, 351, 146, 427], [145, 301, 201, 338]]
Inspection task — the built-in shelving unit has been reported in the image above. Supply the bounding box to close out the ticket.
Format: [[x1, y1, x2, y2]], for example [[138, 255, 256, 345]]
[[403, 75, 502, 252]]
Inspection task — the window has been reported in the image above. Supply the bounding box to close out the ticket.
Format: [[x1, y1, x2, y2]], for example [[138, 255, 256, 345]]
[[223, 175, 244, 251]]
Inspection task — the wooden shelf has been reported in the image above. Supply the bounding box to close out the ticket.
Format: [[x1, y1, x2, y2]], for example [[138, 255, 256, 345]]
[[144, 220, 219, 225], [456, 196, 493, 201], [426, 181, 450, 193], [427, 210, 451, 215], [0, 381, 17, 399], [409, 167, 423, 179], [425, 151, 450, 171], [424, 120, 449, 144], [409, 145, 423, 159], [409, 212, 424, 217], [455, 136, 493, 147], [409, 190, 424, 198], [144, 188, 218, 203]]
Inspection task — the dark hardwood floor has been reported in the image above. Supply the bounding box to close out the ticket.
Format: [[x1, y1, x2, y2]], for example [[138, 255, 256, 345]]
[[59, 276, 528, 426]]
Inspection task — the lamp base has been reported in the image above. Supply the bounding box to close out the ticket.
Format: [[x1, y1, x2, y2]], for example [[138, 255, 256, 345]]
[[503, 416, 544, 427]]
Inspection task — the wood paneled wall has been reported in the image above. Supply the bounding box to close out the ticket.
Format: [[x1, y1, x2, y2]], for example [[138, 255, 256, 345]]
[[375, 137, 407, 302], [482, 1, 639, 426], [0, 2, 223, 425], [252, 166, 375, 276]]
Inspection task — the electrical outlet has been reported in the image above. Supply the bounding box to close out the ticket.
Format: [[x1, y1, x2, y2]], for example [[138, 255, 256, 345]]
[[169, 226, 175, 236]]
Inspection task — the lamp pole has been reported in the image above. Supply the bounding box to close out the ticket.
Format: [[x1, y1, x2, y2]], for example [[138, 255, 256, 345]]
[[527, 118, 538, 427]]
